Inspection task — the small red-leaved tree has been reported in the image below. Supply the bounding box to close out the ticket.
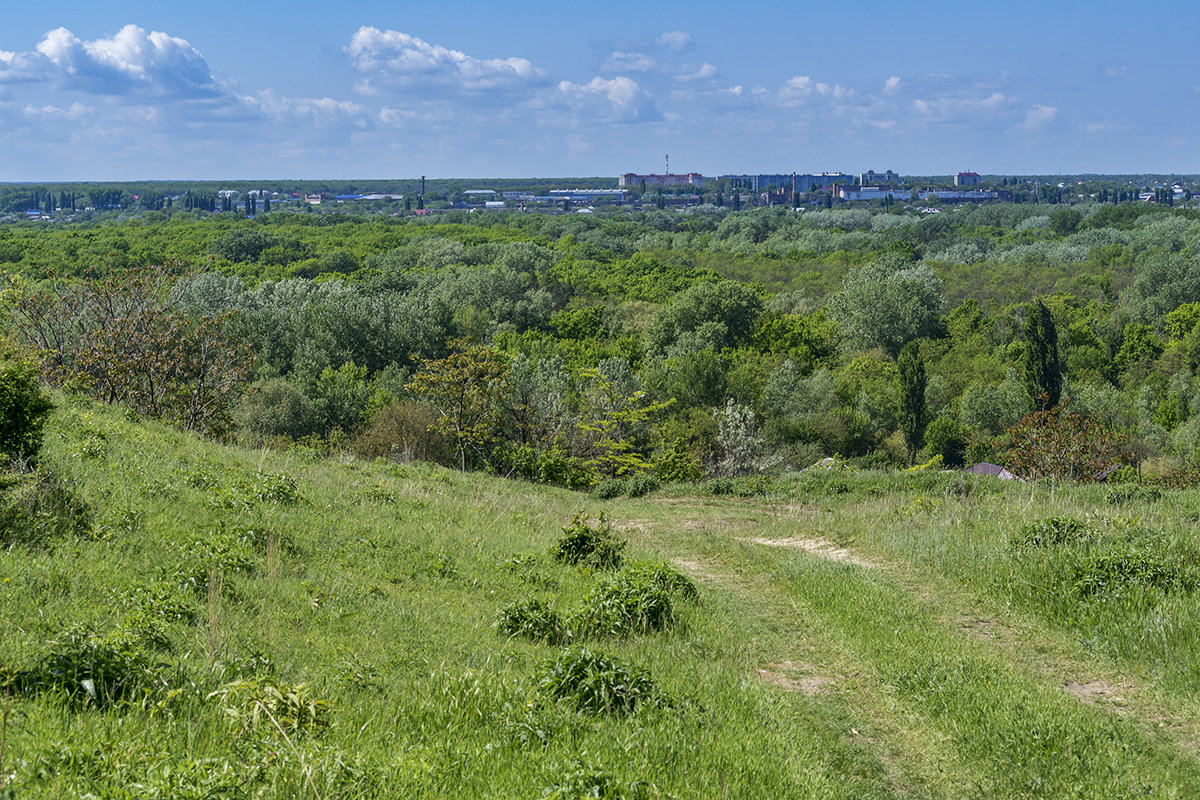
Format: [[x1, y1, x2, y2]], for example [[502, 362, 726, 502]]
[[1004, 398, 1127, 482], [5, 263, 253, 436]]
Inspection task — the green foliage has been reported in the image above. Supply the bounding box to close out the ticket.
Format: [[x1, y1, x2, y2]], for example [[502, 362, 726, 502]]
[[0, 354, 54, 462], [1011, 517, 1091, 548], [536, 648, 663, 715], [827, 261, 943, 357], [1072, 541, 1198, 596], [551, 513, 626, 570], [1105, 484, 1162, 505], [897, 340, 929, 464], [210, 679, 330, 738], [569, 561, 696, 638], [1005, 402, 1125, 482], [10, 627, 165, 709], [593, 478, 624, 499], [495, 597, 566, 643], [0, 464, 93, 548], [623, 472, 660, 498]]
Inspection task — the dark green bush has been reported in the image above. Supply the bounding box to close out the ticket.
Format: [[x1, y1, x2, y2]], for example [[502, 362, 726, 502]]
[[569, 561, 696, 638], [593, 478, 624, 500], [536, 647, 662, 715], [495, 597, 565, 643], [623, 473, 660, 498], [0, 465, 93, 548], [0, 354, 54, 462], [551, 513, 626, 570], [9, 627, 165, 709], [1071, 543, 1198, 596], [1105, 484, 1162, 505], [704, 477, 733, 495], [1012, 517, 1091, 548]]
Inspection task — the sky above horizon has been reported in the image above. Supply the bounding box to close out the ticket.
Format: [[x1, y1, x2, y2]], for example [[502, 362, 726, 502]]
[[0, 1, 1193, 181]]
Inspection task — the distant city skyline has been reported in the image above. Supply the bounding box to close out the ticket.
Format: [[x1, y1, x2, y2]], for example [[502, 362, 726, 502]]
[[0, 1, 1193, 180]]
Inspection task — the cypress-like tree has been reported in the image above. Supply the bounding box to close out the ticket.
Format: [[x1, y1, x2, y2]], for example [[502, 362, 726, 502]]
[[1024, 299, 1062, 410], [897, 340, 928, 465]]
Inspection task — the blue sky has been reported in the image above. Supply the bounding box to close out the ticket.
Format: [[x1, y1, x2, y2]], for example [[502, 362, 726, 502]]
[[0, 1, 1193, 180]]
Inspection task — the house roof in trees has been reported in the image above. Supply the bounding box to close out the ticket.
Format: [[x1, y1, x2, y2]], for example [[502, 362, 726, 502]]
[[966, 462, 1021, 481]]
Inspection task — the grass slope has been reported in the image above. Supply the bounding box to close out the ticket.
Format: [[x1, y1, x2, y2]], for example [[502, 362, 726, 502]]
[[2, 399, 1199, 798]]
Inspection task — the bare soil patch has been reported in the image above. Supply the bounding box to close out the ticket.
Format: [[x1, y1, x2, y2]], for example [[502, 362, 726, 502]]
[[1063, 679, 1129, 706], [756, 660, 835, 695], [743, 536, 876, 568]]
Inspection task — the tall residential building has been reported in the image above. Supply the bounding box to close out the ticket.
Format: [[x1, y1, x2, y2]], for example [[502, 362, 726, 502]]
[[619, 172, 704, 188], [955, 172, 981, 186]]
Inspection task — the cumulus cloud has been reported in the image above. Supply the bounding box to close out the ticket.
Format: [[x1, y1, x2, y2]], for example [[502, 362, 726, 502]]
[[601, 51, 657, 73], [778, 75, 853, 105], [677, 62, 717, 82], [655, 31, 693, 52], [882, 75, 901, 94], [555, 76, 661, 122], [32, 25, 221, 97], [346, 27, 547, 93], [1019, 103, 1057, 129]]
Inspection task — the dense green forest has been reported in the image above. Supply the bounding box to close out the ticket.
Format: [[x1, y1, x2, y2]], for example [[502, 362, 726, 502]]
[[4, 199, 1200, 488]]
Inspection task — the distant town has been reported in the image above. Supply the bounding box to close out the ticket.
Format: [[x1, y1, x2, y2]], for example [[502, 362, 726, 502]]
[[1, 169, 1196, 222]]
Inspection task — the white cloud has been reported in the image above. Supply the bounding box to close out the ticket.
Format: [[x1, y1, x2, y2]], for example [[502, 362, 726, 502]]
[[655, 31, 693, 52], [23, 101, 92, 120], [33, 25, 221, 97], [779, 75, 853, 105], [555, 76, 661, 123], [882, 75, 901, 94], [1103, 65, 1128, 79], [677, 63, 717, 82], [601, 51, 657, 73], [1019, 103, 1057, 129], [346, 27, 547, 93]]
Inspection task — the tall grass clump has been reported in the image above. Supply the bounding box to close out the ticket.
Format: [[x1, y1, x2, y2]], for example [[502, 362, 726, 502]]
[[536, 647, 664, 715], [551, 513, 626, 570], [569, 561, 697, 638]]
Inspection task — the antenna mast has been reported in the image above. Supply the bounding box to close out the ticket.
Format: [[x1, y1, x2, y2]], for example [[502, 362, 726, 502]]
[[665, 153, 669, 177]]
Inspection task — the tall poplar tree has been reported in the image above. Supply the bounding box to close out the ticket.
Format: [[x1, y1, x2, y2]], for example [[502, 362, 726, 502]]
[[1024, 299, 1062, 410], [897, 340, 928, 465]]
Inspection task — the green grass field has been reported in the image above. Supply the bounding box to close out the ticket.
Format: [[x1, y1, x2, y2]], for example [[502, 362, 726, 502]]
[[3, 399, 1200, 798]]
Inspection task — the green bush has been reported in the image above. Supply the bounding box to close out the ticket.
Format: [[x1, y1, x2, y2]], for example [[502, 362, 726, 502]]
[[495, 597, 566, 643], [536, 647, 662, 715], [0, 354, 53, 462], [623, 473, 660, 498], [1012, 517, 1091, 548], [1105, 484, 1162, 505], [0, 465, 93, 548], [704, 477, 733, 495], [551, 513, 626, 570], [10, 627, 165, 709], [569, 561, 696, 638], [1072, 544, 1198, 596], [593, 478, 624, 499]]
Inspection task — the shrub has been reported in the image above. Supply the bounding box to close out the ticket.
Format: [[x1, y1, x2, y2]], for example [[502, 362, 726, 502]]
[[210, 679, 330, 737], [0, 465, 93, 548], [569, 561, 696, 638], [1072, 543, 1198, 596], [536, 647, 662, 715], [593, 478, 624, 499], [10, 627, 164, 709], [1105, 484, 1162, 505], [623, 473, 660, 498], [233, 379, 318, 445], [704, 477, 733, 495], [352, 400, 454, 465], [495, 597, 565, 643], [1012, 517, 1091, 548], [551, 514, 626, 570], [0, 353, 54, 462]]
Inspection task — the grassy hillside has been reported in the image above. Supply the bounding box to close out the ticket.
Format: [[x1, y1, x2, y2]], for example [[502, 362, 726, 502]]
[[3, 399, 1200, 798]]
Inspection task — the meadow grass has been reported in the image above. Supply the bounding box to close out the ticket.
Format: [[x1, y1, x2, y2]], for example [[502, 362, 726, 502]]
[[2, 401, 1200, 797]]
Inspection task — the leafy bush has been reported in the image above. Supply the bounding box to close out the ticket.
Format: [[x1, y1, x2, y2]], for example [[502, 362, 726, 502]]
[[210, 679, 330, 737], [10, 627, 165, 709], [1072, 543, 1198, 596], [551, 513, 626, 570], [1105, 484, 1162, 505], [0, 353, 54, 462], [732, 474, 773, 497], [536, 647, 662, 715], [623, 473, 660, 497], [0, 465, 93, 548], [1012, 517, 1091, 548], [704, 477, 733, 495], [593, 478, 624, 499], [495, 597, 566, 643], [569, 561, 696, 638]]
